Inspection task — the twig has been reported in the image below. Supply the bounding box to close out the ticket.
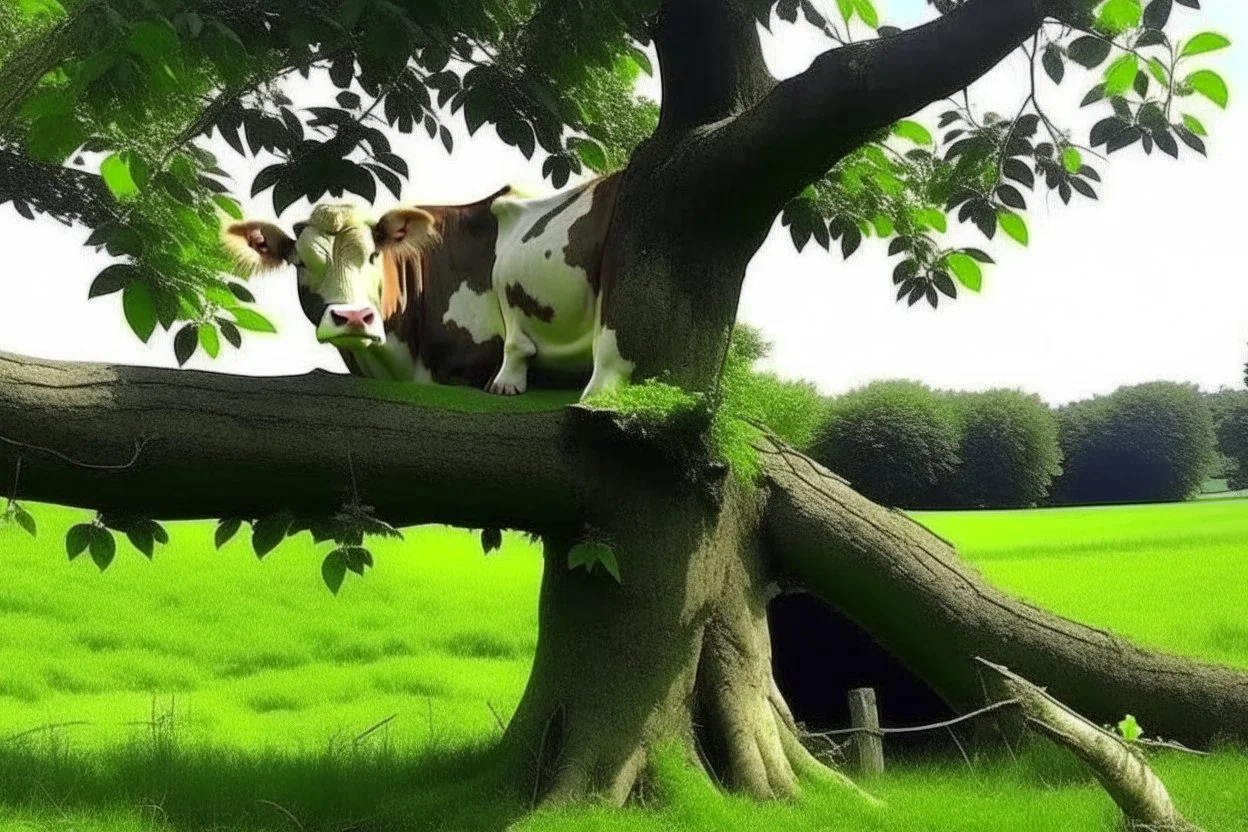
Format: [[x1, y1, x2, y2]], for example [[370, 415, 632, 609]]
[[2, 721, 94, 744], [808, 699, 1022, 739], [353, 713, 397, 745], [257, 800, 305, 832], [1138, 738, 1210, 757], [486, 701, 507, 734], [531, 703, 564, 809], [0, 435, 148, 471]]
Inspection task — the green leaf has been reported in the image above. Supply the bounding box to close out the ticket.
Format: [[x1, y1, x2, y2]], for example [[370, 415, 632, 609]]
[[1186, 69, 1229, 108], [914, 208, 947, 233], [122, 282, 157, 343], [88, 526, 116, 571], [14, 506, 37, 537], [1181, 32, 1231, 58], [1144, 59, 1168, 88], [215, 518, 242, 549], [174, 324, 198, 366], [1062, 147, 1084, 174], [88, 264, 136, 298], [322, 549, 348, 595], [853, 0, 879, 28], [229, 308, 277, 333], [100, 154, 139, 201], [198, 324, 221, 359], [213, 195, 244, 220], [19, 0, 66, 20], [998, 211, 1029, 246], [252, 511, 293, 559], [1182, 114, 1207, 136], [66, 524, 92, 560], [627, 46, 653, 77], [573, 138, 608, 171], [26, 113, 85, 163], [945, 253, 983, 292], [1104, 54, 1139, 96], [1098, 0, 1142, 33], [568, 541, 621, 583], [893, 120, 933, 145], [126, 525, 155, 559], [1117, 714, 1143, 742]]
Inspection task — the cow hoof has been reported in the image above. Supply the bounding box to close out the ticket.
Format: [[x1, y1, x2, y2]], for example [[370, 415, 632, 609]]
[[488, 381, 524, 396]]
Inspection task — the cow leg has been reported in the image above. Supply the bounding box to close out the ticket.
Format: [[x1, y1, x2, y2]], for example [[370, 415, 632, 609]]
[[488, 329, 536, 396], [581, 325, 634, 401]]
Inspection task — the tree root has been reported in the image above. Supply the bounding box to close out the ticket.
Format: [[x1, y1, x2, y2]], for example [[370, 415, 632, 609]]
[[978, 658, 1202, 832]]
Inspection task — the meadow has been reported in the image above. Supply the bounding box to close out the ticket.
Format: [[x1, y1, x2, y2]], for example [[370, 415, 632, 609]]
[[1, 499, 1245, 831]]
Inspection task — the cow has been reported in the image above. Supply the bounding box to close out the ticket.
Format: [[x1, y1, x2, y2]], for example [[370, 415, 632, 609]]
[[223, 174, 631, 400]]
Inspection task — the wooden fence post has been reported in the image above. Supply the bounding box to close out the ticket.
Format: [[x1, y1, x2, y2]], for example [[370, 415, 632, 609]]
[[848, 687, 884, 776]]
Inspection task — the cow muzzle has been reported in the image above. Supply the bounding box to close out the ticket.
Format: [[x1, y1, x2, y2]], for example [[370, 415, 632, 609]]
[[318, 304, 385, 348]]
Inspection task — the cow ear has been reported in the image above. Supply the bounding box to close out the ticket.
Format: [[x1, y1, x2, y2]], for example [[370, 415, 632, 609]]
[[223, 221, 296, 276], [374, 208, 438, 256]]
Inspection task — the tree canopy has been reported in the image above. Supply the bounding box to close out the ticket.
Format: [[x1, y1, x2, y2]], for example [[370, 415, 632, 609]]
[[0, 0, 1232, 365]]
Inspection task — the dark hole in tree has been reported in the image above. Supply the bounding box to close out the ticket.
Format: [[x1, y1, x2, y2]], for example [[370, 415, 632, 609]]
[[769, 592, 957, 754]]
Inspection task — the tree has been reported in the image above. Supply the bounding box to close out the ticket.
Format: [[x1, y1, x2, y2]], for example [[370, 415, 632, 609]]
[[953, 389, 1063, 508], [1, 0, 1244, 813], [1214, 392, 1248, 491], [807, 381, 963, 509], [1053, 382, 1216, 504]]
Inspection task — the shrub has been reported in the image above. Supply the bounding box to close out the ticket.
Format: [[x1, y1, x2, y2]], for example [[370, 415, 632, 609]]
[[1214, 394, 1248, 491], [808, 381, 962, 509], [1052, 382, 1216, 505], [950, 390, 1063, 508], [720, 327, 828, 451]]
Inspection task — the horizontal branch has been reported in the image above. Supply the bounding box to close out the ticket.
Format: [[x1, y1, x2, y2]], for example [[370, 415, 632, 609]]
[[0, 352, 621, 531], [762, 442, 1248, 748]]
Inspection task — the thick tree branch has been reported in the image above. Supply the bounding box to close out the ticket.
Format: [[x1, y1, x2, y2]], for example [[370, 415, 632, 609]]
[[653, 0, 775, 135], [0, 352, 616, 532], [719, 0, 1046, 212], [762, 441, 1248, 748]]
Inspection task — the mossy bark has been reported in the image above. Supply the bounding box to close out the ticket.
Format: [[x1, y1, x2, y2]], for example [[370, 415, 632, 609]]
[[499, 482, 863, 805]]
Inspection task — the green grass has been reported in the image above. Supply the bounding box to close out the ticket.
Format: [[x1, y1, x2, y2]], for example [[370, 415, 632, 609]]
[[914, 498, 1248, 671], [1, 499, 1246, 831]]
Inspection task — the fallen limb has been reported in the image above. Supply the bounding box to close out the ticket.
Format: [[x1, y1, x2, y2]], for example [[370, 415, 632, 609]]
[[977, 658, 1201, 832]]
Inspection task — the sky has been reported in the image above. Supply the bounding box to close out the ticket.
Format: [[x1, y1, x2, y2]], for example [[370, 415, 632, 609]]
[[0, 0, 1244, 405]]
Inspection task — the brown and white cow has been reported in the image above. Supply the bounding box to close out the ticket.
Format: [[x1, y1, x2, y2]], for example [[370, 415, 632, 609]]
[[224, 174, 630, 399]]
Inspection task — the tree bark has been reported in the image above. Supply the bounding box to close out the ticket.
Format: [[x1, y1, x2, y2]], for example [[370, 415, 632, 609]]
[[762, 441, 1248, 748]]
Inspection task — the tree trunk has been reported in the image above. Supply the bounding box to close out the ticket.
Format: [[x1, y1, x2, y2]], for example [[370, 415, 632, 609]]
[[499, 480, 865, 804]]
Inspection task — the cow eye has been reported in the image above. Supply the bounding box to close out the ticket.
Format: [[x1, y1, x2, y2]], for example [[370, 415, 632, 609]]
[[369, 251, 380, 265]]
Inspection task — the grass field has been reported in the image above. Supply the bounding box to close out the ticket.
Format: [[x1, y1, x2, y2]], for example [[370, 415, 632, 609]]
[[1, 499, 1246, 831]]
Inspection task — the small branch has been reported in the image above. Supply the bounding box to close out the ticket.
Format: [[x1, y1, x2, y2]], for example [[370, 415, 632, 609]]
[[809, 698, 1022, 739], [0, 434, 148, 472], [977, 658, 1202, 832]]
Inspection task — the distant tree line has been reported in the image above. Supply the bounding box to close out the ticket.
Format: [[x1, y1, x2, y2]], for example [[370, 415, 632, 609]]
[[795, 379, 1245, 510]]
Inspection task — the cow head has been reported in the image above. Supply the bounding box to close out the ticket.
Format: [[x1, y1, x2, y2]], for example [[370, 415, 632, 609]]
[[225, 204, 438, 349]]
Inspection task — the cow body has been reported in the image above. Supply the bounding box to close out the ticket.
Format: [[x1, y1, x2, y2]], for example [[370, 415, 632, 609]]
[[228, 174, 631, 400]]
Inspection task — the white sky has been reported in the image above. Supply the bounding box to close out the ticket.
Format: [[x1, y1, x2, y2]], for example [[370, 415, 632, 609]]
[[0, 0, 1244, 404]]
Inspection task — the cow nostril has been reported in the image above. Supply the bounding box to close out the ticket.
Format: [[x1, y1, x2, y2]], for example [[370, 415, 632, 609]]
[[362, 311, 375, 325], [330, 311, 349, 326]]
